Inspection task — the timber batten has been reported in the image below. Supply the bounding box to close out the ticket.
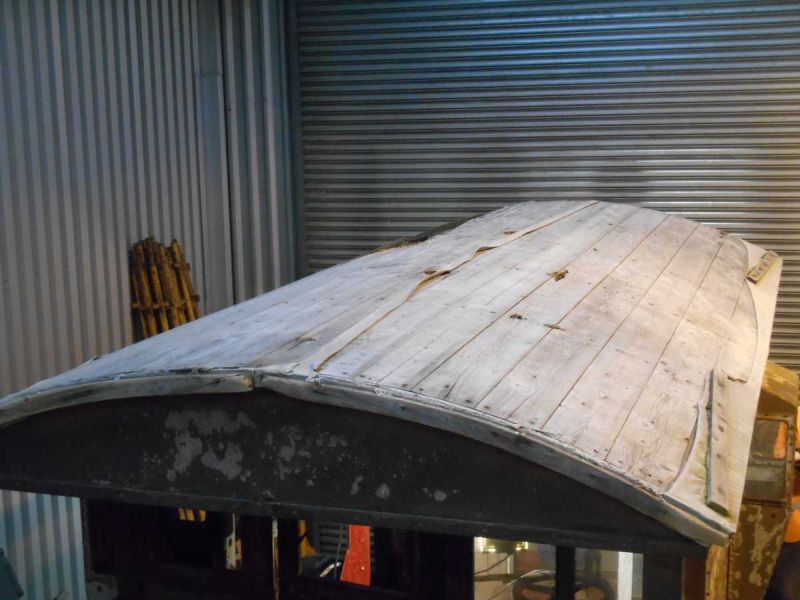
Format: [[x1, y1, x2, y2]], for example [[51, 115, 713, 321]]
[[0, 200, 781, 549]]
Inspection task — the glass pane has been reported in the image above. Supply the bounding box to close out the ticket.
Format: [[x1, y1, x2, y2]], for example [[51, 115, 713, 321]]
[[744, 418, 790, 502], [474, 539, 642, 600], [574, 549, 642, 600], [474, 538, 556, 600]]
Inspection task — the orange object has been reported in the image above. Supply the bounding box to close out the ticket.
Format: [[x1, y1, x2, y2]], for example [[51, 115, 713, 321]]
[[785, 414, 800, 543], [340, 525, 371, 586]]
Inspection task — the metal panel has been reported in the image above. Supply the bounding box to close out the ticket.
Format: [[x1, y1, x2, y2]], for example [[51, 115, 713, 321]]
[[1, 1, 294, 597], [291, 0, 800, 371], [0, 1, 206, 598], [222, 0, 296, 300], [0, 492, 84, 600]]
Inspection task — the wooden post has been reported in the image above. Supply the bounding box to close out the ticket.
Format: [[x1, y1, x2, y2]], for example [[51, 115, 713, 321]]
[[144, 239, 170, 333], [171, 240, 200, 320], [131, 243, 158, 338]]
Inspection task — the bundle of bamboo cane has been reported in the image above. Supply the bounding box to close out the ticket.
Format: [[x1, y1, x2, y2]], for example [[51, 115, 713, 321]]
[[129, 238, 200, 340]]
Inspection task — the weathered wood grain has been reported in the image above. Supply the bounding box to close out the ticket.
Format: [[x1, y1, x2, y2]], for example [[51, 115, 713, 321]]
[[0, 201, 781, 548], [605, 236, 747, 490], [542, 224, 726, 458], [706, 371, 730, 515], [414, 207, 665, 404], [482, 215, 697, 423]]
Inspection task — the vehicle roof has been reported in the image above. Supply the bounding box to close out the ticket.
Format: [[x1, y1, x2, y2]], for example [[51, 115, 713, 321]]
[[0, 200, 782, 545]]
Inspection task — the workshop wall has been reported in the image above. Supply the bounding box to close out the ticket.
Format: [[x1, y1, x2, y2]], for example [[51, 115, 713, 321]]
[[0, 1, 293, 598]]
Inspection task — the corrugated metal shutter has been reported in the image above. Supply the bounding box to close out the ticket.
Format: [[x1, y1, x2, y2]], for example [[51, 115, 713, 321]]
[[290, 0, 800, 371]]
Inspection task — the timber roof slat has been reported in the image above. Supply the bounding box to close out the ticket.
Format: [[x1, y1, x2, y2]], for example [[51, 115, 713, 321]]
[[0, 200, 781, 547]]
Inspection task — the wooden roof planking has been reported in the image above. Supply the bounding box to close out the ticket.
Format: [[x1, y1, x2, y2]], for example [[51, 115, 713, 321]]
[[0, 200, 782, 546]]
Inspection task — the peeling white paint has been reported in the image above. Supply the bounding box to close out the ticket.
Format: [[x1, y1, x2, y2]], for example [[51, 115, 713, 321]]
[[278, 441, 296, 462], [168, 431, 203, 480], [164, 410, 254, 481], [200, 443, 245, 480]]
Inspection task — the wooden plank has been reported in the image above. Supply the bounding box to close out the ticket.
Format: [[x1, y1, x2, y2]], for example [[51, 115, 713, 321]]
[[136, 201, 588, 372], [310, 203, 626, 381], [747, 250, 779, 284], [252, 206, 599, 368], [366, 204, 637, 388], [0, 202, 581, 394], [666, 249, 783, 530], [606, 237, 748, 489], [542, 226, 729, 458], [413, 207, 666, 404], [706, 371, 730, 515], [0, 201, 781, 548], [481, 216, 698, 424], [62, 202, 567, 382], [362, 204, 630, 387]]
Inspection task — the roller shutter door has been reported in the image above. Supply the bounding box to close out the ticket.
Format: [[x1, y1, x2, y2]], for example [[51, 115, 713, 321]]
[[289, 0, 800, 371]]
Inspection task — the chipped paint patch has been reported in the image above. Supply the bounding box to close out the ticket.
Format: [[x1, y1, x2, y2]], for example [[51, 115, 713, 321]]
[[376, 483, 390, 499], [164, 410, 255, 481], [167, 431, 203, 481], [200, 443, 245, 480], [422, 487, 456, 502]]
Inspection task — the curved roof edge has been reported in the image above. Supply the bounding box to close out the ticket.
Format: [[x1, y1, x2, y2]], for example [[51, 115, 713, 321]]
[[0, 363, 731, 546], [0, 202, 783, 548]]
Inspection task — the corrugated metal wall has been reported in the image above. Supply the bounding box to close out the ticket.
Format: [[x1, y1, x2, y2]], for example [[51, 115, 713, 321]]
[[0, 492, 83, 600], [0, 1, 204, 597], [0, 1, 293, 598], [290, 0, 800, 371], [223, 0, 296, 301]]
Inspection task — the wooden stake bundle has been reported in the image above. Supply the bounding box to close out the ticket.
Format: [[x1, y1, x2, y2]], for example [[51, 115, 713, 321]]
[[129, 238, 201, 340]]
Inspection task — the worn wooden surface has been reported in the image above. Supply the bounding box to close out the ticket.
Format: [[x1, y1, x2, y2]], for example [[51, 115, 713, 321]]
[[0, 200, 781, 546], [683, 361, 798, 600]]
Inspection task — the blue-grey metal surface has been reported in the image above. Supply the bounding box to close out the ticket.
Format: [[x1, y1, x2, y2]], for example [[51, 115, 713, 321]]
[[290, 0, 800, 371], [0, 549, 23, 600], [0, 492, 83, 600], [222, 0, 296, 301], [0, 1, 293, 598], [0, 0, 206, 596]]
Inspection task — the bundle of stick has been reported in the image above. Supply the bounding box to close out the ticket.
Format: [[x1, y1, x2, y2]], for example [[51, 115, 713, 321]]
[[129, 238, 200, 340]]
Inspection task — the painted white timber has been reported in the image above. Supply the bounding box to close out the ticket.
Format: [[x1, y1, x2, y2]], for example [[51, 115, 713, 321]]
[[0, 201, 780, 547]]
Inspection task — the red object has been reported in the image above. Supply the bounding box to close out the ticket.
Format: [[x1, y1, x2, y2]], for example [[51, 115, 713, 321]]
[[340, 525, 371, 586]]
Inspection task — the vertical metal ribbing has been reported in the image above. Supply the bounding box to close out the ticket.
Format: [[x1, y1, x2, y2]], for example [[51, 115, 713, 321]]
[[222, 0, 295, 301], [244, 0, 266, 295], [224, 0, 247, 302], [263, 0, 296, 288], [181, 0, 205, 300], [0, 2, 234, 599]]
